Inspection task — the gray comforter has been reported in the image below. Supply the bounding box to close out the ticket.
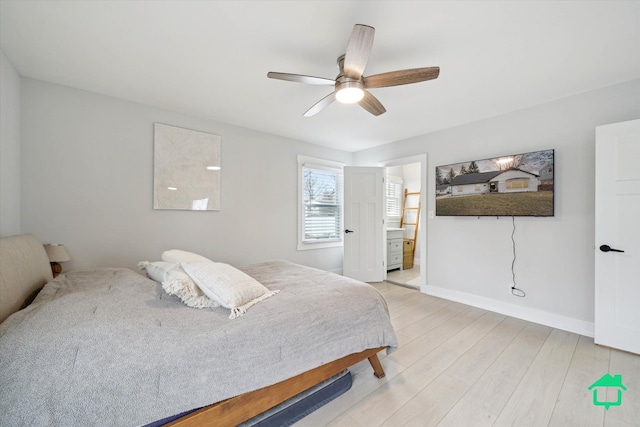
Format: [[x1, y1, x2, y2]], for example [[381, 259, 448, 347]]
[[0, 260, 397, 426]]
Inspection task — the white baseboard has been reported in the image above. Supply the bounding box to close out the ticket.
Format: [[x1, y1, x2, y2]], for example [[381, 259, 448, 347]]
[[423, 285, 594, 338]]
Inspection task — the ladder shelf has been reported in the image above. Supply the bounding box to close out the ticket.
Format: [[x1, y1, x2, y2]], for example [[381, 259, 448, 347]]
[[400, 189, 421, 265]]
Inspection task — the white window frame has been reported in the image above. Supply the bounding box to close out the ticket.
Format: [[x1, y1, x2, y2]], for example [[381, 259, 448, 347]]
[[297, 155, 344, 251]]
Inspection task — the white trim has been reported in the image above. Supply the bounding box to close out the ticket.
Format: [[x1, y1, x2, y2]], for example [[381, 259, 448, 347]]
[[303, 162, 342, 173], [298, 155, 344, 170], [423, 284, 595, 338]]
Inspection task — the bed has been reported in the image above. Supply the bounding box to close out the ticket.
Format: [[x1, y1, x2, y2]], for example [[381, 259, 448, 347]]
[[0, 234, 398, 426]]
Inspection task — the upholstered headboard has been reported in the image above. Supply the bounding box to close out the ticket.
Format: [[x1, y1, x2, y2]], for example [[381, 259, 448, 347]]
[[0, 234, 53, 324]]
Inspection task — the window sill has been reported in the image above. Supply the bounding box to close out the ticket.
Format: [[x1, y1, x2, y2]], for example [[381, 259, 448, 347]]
[[297, 241, 343, 251]]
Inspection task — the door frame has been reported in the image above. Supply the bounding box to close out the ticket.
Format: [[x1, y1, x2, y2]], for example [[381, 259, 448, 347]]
[[378, 154, 428, 291]]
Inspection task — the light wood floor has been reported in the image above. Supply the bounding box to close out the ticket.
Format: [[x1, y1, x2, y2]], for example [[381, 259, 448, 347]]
[[386, 265, 420, 288], [296, 282, 640, 427]]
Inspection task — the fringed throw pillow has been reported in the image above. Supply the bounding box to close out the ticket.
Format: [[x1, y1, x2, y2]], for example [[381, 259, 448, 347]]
[[139, 261, 219, 309], [180, 261, 279, 319]]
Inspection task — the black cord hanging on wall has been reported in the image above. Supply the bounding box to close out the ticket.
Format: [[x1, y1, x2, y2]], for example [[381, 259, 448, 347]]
[[510, 216, 526, 297]]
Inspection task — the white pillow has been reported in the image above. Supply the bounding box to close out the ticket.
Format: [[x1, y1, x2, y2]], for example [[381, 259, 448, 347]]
[[162, 249, 212, 264], [138, 261, 218, 309], [181, 261, 279, 319]]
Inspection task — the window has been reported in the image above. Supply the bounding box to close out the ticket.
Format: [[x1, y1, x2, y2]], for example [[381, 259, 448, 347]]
[[506, 178, 529, 189], [386, 176, 403, 221], [298, 155, 344, 250]]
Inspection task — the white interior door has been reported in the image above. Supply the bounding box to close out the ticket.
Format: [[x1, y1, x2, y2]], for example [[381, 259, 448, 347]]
[[343, 166, 384, 282], [594, 119, 640, 355]]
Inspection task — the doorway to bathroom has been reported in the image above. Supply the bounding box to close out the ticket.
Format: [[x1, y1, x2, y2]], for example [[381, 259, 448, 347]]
[[381, 155, 426, 290]]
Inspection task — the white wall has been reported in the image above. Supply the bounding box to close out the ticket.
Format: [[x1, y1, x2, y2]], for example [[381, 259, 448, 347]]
[[20, 78, 352, 273], [0, 51, 21, 237], [355, 79, 640, 335]]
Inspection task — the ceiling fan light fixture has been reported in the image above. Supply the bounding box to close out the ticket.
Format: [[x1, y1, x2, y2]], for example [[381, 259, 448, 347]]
[[335, 78, 364, 104], [336, 87, 364, 104]]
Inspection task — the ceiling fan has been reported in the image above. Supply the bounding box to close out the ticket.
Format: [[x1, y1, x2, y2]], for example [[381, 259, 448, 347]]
[[267, 24, 440, 117]]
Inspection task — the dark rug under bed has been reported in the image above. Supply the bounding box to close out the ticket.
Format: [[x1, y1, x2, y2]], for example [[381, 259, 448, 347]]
[[146, 369, 353, 426]]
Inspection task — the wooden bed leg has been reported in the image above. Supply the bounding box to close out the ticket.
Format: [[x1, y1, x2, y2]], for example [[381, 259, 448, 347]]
[[367, 354, 386, 378]]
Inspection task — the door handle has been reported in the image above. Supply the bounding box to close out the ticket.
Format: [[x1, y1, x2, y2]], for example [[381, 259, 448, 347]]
[[599, 244, 624, 253], [345, 229, 354, 234]]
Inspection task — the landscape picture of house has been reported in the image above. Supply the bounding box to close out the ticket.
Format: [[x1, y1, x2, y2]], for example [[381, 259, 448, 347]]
[[435, 149, 554, 217]]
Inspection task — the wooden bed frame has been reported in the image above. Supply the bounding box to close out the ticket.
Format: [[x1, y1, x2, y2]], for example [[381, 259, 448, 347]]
[[0, 234, 388, 426], [169, 347, 386, 427]]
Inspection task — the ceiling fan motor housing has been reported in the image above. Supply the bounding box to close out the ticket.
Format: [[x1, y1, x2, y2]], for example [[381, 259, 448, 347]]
[[335, 76, 365, 103], [334, 53, 365, 103]]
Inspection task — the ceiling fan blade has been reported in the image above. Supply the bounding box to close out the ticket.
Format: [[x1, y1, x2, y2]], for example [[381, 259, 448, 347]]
[[304, 92, 336, 117], [267, 72, 335, 86], [358, 90, 386, 116], [364, 67, 440, 88], [343, 24, 375, 79]]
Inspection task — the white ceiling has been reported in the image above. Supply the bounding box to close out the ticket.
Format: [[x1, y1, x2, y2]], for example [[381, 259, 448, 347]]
[[1, 1, 639, 152]]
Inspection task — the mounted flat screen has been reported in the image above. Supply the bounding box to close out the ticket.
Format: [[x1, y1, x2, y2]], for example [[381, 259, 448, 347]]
[[435, 149, 554, 217]]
